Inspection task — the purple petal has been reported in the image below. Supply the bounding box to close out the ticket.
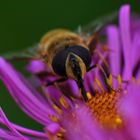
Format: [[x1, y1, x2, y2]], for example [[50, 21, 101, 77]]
[[66, 79, 79, 97], [0, 108, 48, 139], [119, 84, 140, 139], [136, 70, 140, 79], [18, 72, 54, 110], [26, 60, 46, 74], [131, 16, 140, 38], [131, 33, 140, 69], [0, 129, 21, 140], [84, 71, 95, 94], [93, 50, 110, 92], [12, 124, 48, 138], [45, 122, 60, 135], [61, 103, 107, 140], [119, 5, 132, 80], [44, 86, 62, 103], [44, 78, 79, 103], [107, 26, 121, 88], [0, 57, 55, 125], [0, 108, 28, 140]]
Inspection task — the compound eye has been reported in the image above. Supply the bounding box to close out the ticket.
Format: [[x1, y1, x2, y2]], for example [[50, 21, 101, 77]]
[[69, 46, 91, 68], [52, 50, 67, 76]]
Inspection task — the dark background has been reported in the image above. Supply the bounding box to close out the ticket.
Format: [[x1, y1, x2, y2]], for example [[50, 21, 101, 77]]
[[0, 0, 139, 131]]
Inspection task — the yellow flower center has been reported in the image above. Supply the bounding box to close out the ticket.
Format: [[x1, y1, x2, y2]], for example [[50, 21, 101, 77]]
[[87, 91, 122, 129]]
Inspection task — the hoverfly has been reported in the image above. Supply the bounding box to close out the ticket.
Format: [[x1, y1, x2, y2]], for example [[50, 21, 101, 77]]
[[3, 12, 117, 101]]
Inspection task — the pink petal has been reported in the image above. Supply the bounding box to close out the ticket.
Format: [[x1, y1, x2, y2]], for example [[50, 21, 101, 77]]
[[61, 103, 107, 140], [26, 60, 46, 74], [107, 26, 121, 88], [0, 57, 55, 125], [0, 108, 27, 140], [119, 84, 140, 140], [119, 5, 132, 80]]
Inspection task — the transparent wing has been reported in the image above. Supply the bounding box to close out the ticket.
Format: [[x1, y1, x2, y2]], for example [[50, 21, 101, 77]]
[[1, 44, 41, 61], [76, 10, 118, 54], [76, 10, 118, 38]]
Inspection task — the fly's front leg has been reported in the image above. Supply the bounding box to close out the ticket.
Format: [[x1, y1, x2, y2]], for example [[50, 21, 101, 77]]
[[45, 77, 68, 86], [87, 64, 97, 72]]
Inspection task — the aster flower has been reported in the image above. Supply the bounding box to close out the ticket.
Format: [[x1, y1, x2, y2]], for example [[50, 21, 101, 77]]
[[0, 4, 140, 140]]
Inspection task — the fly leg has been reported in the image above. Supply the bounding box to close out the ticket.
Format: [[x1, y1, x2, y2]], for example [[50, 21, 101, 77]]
[[87, 64, 97, 71], [45, 77, 68, 86]]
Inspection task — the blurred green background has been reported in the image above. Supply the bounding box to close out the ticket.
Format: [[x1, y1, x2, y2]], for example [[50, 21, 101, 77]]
[[0, 0, 139, 131]]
